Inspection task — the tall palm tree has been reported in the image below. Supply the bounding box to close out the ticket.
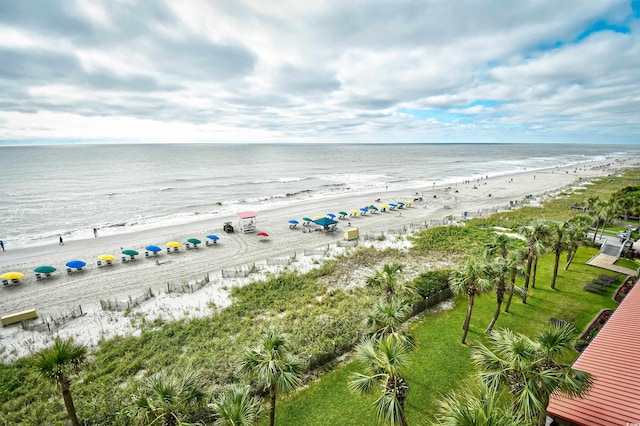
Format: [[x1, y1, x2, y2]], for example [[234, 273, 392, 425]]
[[33, 337, 87, 426], [209, 385, 263, 426], [549, 221, 572, 290], [129, 370, 207, 426], [503, 249, 527, 314], [564, 214, 591, 270], [365, 297, 415, 348], [348, 335, 412, 426], [435, 380, 521, 426], [598, 199, 616, 239], [366, 263, 408, 301], [472, 325, 593, 426], [591, 200, 608, 244], [238, 329, 301, 426], [519, 222, 550, 302], [449, 258, 492, 344], [484, 257, 510, 334]]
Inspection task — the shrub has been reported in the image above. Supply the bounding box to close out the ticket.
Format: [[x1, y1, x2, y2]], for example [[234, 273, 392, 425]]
[[413, 270, 451, 298]]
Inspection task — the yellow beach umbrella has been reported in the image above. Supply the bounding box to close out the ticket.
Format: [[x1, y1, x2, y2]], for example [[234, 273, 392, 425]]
[[381, 205, 388, 209], [314, 215, 324, 219], [1, 272, 24, 280], [167, 241, 182, 248], [97, 254, 116, 261], [351, 209, 359, 214]]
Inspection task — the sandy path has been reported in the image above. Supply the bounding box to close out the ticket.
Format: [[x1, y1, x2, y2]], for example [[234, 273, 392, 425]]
[[0, 157, 633, 359]]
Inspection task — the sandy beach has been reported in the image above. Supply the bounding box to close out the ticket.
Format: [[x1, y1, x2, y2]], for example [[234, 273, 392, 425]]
[[0, 157, 635, 360]]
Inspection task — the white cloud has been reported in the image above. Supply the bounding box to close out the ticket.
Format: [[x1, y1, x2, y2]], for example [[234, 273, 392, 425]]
[[0, 0, 638, 143]]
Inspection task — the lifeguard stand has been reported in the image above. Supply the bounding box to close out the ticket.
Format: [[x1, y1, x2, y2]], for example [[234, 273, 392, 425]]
[[236, 211, 257, 233]]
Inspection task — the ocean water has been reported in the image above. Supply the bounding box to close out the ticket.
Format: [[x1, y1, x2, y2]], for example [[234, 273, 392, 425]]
[[0, 143, 638, 248]]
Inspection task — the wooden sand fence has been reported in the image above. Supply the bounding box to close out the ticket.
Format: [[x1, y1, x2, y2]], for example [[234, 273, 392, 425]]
[[100, 288, 154, 311], [21, 305, 86, 332], [167, 273, 210, 294]]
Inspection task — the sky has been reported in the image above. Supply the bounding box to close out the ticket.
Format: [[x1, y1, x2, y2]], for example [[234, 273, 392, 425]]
[[0, 0, 639, 145]]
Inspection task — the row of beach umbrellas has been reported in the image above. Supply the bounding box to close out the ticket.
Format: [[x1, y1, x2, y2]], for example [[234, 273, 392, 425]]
[[289, 202, 413, 227], [2, 236, 224, 283]]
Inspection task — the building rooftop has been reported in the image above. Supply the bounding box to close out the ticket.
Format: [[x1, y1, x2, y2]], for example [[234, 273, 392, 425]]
[[547, 279, 640, 425]]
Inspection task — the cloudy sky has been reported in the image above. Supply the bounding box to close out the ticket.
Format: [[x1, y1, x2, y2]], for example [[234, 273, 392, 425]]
[[1, 0, 639, 144]]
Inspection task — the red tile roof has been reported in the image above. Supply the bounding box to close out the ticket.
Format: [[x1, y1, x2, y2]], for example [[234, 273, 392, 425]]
[[547, 279, 640, 425]]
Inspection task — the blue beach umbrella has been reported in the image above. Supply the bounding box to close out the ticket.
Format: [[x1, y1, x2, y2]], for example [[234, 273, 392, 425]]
[[66, 260, 86, 269], [326, 213, 336, 219], [288, 219, 299, 225], [145, 245, 161, 253], [360, 207, 368, 212], [206, 235, 220, 241]]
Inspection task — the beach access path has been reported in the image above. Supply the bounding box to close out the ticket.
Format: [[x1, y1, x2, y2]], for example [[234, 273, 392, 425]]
[[0, 158, 634, 359]]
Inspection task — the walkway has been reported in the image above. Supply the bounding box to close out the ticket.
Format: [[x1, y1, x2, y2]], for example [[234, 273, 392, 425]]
[[586, 253, 638, 276]]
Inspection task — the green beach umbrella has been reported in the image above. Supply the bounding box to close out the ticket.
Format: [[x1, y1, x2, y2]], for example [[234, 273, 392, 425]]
[[122, 249, 139, 256], [187, 238, 201, 245], [34, 266, 56, 274]]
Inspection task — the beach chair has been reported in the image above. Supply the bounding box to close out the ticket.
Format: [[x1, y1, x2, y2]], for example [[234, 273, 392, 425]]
[[35, 273, 43, 280], [67, 268, 72, 273], [145, 251, 149, 257], [167, 247, 171, 254], [45, 273, 51, 278], [130, 255, 136, 260], [205, 240, 211, 246], [122, 256, 127, 262], [97, 260, 102, 267], [106, 260, 112, 265], [185, 243, 191, 250], [584, 283, 604, 293], [2, 280, 9, 286]]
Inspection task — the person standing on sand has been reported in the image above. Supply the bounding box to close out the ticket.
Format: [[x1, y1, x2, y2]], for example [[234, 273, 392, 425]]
[[59, 235, 64, 245], [93, 228, 98, 237], [0, 240, 4, 251]]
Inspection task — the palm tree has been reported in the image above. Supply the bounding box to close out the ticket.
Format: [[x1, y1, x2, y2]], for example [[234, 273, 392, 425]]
[[519, 222, 550, 302], [238, 329, 301, 426], [484, 257, 510, 334], [598, 199, 616, 240], [472, 325, 593, 426], [348, 335, 412, 426], [564, 214, 591, 270], [591, 200, 608, 244], [365, 297, 415, 348], [129, 370, 207, 426], [33, 337, 87, 426], [435, 380, 521, 426], [449, 258, 492, 344], [484, 233, 510, 259], [366, 263, 408, 301], [209, 385, 263, 426], [503, 249, 527, 314], [548, 221, 570, 290]]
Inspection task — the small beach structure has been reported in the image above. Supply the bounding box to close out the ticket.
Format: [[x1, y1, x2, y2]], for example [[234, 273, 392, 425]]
[[288, 219, 299, 229], [34, 265, 56, 280], [206, 235, 219, 245], [97, 254, 115, 266], [236, 211, 257, 233], [313, 217, 338, 233], [145, 245, 162, 256], [167, 241, 181, 253], [1, 271, 24, 286], [186, 238, 201, 249], [65, 260, 86, 273], [122, 249, 139, 261]]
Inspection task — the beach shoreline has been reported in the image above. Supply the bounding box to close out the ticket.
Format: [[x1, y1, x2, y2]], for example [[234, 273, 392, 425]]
[[0, 157, 636, 360]]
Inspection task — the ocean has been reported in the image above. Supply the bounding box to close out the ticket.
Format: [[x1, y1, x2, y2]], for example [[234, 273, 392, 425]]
[[1, 143, 638, 248]]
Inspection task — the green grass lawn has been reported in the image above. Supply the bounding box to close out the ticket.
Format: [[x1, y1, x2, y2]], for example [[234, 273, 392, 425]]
[[614, 258, 640, 270], [272, 246, 620, 425]]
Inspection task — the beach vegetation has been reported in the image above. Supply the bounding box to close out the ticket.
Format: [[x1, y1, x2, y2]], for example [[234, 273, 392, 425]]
[[33, 337, 87, 426], [472, 325, 593, 426], [238, 329, 301, 426], [209, 384, 263, 426], [348, 335, 412, 426]]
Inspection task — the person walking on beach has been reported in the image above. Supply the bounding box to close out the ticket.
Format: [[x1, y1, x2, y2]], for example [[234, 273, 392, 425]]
[[0, 240, 4, 251], [93, 227, 98, 237], [59, 235, 64, 245]]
